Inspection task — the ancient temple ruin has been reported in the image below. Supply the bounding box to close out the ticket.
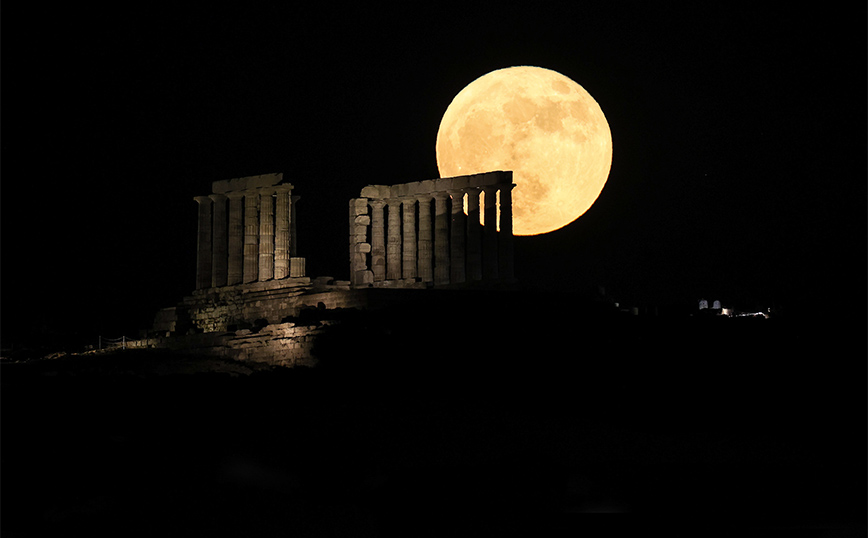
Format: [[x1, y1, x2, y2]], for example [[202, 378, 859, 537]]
[[349, 171, 515, 288], [193, 172, 305, 289], [144, 170, 518, 366]]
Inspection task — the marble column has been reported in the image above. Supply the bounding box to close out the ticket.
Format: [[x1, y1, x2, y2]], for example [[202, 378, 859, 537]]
[[386, 199, 402, 280], [258, 188, 275, 281], [433, 192, 451, 285], [464, 187, 482, 281], [290, 195, 300, 257], [449, 190, 466, 284], [226, 192, 244, 285], [194, 196, 213, 290], [274, 185, 292, 280], [243, 191, 259, 283], [416, 195, 433, 283], [497, 183, 516, 281], [209, 193, 228, 288], [401, 198, 417, 280], [370, 199, 386, 282], [481, 185, 499, 281]]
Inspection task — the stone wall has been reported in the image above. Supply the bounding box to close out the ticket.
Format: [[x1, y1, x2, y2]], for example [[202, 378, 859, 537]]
[[130, 320, 334, 368], [153, 278, 403, 335]]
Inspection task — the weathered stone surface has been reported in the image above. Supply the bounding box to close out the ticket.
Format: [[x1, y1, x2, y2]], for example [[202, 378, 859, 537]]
[[212, 173, 284, 194], [351, 198, 369, 215], [349, 171, 514, 289], [360, 185, 391, 199], [289, 257, 305, 278]]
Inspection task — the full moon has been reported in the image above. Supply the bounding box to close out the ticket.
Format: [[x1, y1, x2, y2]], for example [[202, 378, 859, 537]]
[[436, 66, 612, 236]]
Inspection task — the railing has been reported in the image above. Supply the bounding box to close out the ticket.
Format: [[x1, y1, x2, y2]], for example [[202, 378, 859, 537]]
[[98, 335, 132, 350]]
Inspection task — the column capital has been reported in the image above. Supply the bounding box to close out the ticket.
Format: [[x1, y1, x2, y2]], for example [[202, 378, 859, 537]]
[[225, 191, 245, 200], [369, 198, 387, 209], [208, 193, 227, 202], [258, 186, 277, 196], [274, 183, 294, 194], [194, 195, 213, 204]]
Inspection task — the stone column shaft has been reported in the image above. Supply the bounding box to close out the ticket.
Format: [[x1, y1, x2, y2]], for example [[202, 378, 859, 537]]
[[386, 199, 402, 280], [274, 186, 292, 280], [433, 192, 451, 285], [481, 185, 499, 281], [258, 189, 275, 281], [497, 182, 516, 281], [243, 192, 259, 283], [401, 198, 417, 280], [465, 188, 482, 281], [370, 200, 386, 281], [226, 193, 244, 285], [449, 190, 466, 284], [194, 196, 213, 290], [290, 195, 300, 257], [416, 196, 433, 283], [209, 194, 228, 288]]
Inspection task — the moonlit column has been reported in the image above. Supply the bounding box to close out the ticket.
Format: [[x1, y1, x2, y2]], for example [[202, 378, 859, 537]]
[[497, 182, 516, 281], [433, 192, 451, 285], [243, 191, 259, 283], [258, 188, 275, 281], [273, 185, 292, 280], [449, 190, 466, 284], [481, 185, 499, 281], [464, 187, 482, 281], [370, 199, 386, 282], [194, 196, 213, 290], [386, 199, 402, 280], [401, 198, 417, 280], [226, 192, 244, 285], [416, 195, 433, 283], [209, 193, 228, 288]]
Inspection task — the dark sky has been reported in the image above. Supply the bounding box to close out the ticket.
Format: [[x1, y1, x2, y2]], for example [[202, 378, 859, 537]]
[[2, 4, 865, 338]]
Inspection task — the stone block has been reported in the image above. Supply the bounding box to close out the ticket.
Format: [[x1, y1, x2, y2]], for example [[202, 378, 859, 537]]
[[354, 215, 371, 226], [212, 173, 284, 194], [350, 198, 369, 215], [354, 270, 374, 285], [360, 185, 391, 199], [352, 242, 372, 253], [290, 257, 305, 277], [433, 177, 454, 191]]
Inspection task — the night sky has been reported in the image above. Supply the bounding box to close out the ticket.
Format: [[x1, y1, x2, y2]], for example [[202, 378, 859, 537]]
[[3, 4, 865, 340]]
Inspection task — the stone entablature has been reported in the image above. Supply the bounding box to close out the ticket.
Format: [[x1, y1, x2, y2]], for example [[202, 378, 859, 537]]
[[194, 173, 304, 290], [349, 171, 515, 288]]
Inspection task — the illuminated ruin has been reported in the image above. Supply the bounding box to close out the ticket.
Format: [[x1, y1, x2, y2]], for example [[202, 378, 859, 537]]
[[349, 171, 515, 287], [140, 171, 516, 365]]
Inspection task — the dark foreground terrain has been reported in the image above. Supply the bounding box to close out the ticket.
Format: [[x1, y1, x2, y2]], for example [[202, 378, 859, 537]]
[[2, 299, 865, 536]]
